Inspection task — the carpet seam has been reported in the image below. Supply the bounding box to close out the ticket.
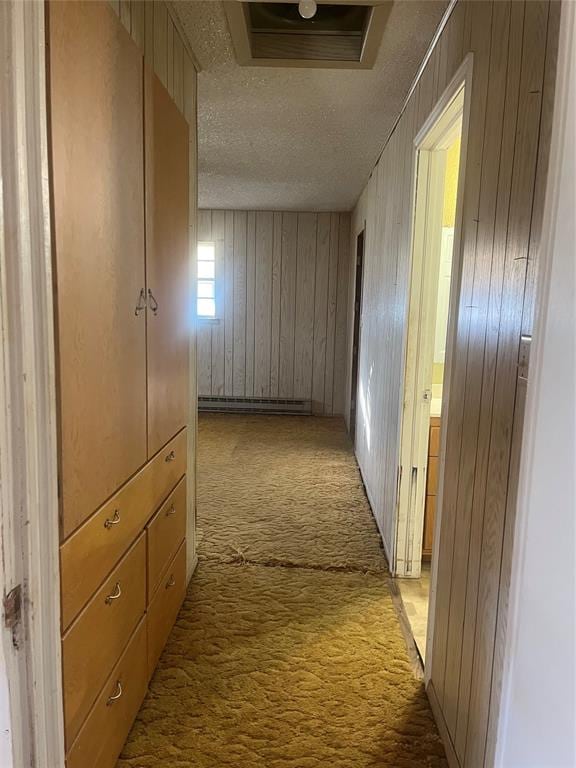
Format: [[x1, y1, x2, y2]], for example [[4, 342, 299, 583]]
[[198, 552, 389, 576]]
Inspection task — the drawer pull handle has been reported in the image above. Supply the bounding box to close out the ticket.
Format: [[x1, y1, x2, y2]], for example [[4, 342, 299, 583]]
[[106, 680, 123, 706], [165, 450, 176, 463], [105, 582, 122, 605], [166, 575, 176, 589], [165, 505, 176, 517], [104, 510, 121, 529], [147, 289, 159, 316]]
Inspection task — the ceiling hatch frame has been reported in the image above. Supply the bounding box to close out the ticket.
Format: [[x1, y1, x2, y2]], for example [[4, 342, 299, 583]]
[[223, 0, 392, 70]]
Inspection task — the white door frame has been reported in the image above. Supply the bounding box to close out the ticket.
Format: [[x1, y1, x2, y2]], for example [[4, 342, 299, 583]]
[[394, 55, 473, 581], [0, 2, 65, 766]]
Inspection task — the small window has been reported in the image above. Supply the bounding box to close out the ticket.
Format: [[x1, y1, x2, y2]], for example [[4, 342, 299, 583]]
[[197, 242, 216, 319]]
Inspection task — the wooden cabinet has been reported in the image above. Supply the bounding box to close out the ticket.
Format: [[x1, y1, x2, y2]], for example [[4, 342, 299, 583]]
[[48, 0, 147, 538], [147, 477, 187, 596], [66, 618, 148, 768], [60, 428, 187, 631], [48, 4, 194, 766], [145, 70, 190, 457], [147, 541, 187, 678], [423, 417, 441, 559], [62, 534, 147, 746]]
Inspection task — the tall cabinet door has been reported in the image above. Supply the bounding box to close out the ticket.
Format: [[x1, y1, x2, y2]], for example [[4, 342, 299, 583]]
[[145, 70, 190, 457], [49, 1, 147, 539]]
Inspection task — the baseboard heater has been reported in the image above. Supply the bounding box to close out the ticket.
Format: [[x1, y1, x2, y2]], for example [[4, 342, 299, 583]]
[[198, 396, 312, 415]]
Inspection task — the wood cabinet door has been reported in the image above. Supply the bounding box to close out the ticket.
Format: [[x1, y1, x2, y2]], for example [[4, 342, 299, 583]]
[[145, 70, 190, 457], [48, 1, 147, 539]]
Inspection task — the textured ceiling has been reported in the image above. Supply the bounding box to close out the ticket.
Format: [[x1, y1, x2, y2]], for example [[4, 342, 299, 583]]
[[174, 1, 448, 211]]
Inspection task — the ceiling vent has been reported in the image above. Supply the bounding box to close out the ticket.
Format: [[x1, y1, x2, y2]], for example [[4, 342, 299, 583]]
[[224, 1, 392, 69]]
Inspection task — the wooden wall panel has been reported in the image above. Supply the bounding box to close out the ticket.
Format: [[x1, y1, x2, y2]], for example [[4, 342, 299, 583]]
[[333, 214, 351, 414], [210, 211, 225, 397], [324, 213, 340, 414], [197, 210, 212, 397], [232, 211, 247, 396], [245, 212, 256, 396], [294, 213, 317, 400], [279, 212, 298, 398], [254, 212, 274, 396], [312, 214, 331, 412], [270, 213, 283, 397], [198, 210, 351, 415], [108, 0, 198, 129], [346, 1, 558, 765]]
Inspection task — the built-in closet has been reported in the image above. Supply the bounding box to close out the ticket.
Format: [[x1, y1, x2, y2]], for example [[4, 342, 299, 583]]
[[47, 2, 195, 766]]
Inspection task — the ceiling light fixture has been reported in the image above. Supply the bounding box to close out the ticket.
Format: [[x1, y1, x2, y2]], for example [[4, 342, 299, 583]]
[[298, 0, 317, 20]]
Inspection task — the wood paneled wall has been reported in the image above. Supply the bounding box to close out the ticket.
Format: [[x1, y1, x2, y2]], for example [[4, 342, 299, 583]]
[[108, 0, 197, 119], [197, 210, 351, 416], [108, 0, 199, 563], [346, 1, 559, 765]]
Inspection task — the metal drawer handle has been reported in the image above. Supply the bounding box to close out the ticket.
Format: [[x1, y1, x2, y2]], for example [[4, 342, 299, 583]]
[[106, 680, 123, 706], [165, 505, 176, 517], [165, 575, 176, 589], [134, 288, 147, 316], [165, 450, 175, 463], [104, 510, 120, 529], [147, 289, 158, 316], [105, 582, 122, 605]]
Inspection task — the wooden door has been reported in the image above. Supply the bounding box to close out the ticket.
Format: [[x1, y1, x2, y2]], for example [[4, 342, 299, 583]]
[[349, 230, 365, 443], [145, 70, 190, 457], [48, 1, 147, 539]]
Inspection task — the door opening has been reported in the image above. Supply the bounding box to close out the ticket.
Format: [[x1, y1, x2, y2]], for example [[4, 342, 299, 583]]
[[395, 75, 469, 662], [349, 230, 365, 445]]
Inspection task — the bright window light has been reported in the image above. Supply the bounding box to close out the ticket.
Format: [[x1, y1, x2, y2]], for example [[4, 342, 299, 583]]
[[197, 241, 216, 319]]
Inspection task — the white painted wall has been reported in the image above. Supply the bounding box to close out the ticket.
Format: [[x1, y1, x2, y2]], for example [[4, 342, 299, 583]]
[[495, 2, 576, 765]]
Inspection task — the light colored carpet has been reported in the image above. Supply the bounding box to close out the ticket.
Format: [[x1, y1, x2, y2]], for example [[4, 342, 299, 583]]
[[195, 414, 388, 572], [118, 414, 446, 767]]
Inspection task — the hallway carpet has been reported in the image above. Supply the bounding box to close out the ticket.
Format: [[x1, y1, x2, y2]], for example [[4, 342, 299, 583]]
[[118, 414, 447, 768]]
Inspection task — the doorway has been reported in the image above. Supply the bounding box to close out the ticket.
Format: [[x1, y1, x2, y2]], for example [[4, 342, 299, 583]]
[[349, 230, 365, 444], [395, 77, 468, 661]]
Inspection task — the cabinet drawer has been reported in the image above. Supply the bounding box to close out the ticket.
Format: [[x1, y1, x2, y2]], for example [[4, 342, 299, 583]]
[[146, 428, 188, 514], [423, 495, 436, 556], [63, 534, 146, 748], [147, 477, 187, 599], [147, 540, 187, 679], [429, 425, 441, 457], [66, 618, 148, 768], [60, 428, 187, 630], [426, 456, 439, 496]]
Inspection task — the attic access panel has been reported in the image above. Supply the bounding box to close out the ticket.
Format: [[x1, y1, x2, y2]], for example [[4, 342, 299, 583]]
[[224, 1, 392, 69]]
